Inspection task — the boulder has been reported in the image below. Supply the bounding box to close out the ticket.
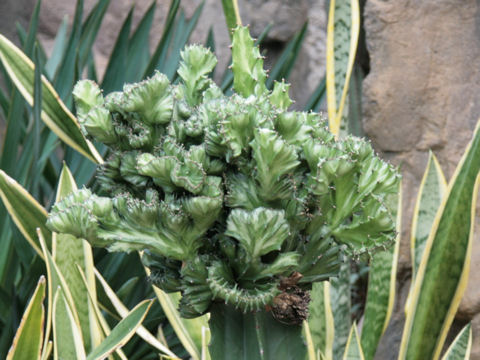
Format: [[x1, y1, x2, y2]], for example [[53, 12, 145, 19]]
[[363, 0, 480, 288]]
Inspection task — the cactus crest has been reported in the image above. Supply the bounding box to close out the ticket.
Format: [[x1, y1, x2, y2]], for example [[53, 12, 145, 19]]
[[47, 26, 400, 320]]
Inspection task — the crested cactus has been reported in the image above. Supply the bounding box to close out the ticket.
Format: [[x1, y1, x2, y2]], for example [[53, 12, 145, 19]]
[[47, 26, 399, 328]]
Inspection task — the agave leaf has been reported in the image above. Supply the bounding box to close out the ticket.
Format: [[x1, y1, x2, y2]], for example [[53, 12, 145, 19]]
[[52, 287, 87, 360], [266, 22, 308, 89], [148, 281, 200, 359], [303, 320, 318, 360], [143, 0, 180, 78], [54, 0, 83, 99], [77, 0, 110, 71], [441, 323, 472, 360], [0, 34, 103, 163], [0, 170, 50, 256], [330, 261, 352, 359], [101, 7, 133, 93], [410, 152, 447, 283], [399, 120, 480, 359], [201, 324, 211, 360], [0, 85, 8, 117], [308, 282, 334, 360], [161, 291, 210, 358], [6, 276, 46, 360], [37, 229, 83, 359], [342, 323, 364, 360], [125, 1, 155, 83], [360, 184, 402, 360], [31, 45, 42, 199], [21, 0, 41, 58], [45, 16, 69, 79], [221, 0, 242, 37], [326, 0, 360, 137], [304, 77, 326, 112], [86, 299, 153, 360], [205, 27, 215, 61], [94, 267, 179, 358], [42, 342, 52, 360], [164, 3, 204, 81], [53, 164, 100, 352], [346, 64, 364, 137], [76, 265, 130, 360], [0, 91, 27, 176]]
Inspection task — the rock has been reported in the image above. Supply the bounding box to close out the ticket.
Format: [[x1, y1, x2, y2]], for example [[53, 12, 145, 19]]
[[363, 0, 480, 155], [363, 0, 480, 351], [241, 0, 308, 42], [363, 0, 480, 266]]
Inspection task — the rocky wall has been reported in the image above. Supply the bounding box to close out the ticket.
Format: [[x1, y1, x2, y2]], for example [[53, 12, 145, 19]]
[[363, 0, 480, 358]]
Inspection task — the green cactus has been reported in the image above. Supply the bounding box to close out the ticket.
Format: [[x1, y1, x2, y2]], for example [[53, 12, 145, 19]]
[[47, 26, 399, 330]]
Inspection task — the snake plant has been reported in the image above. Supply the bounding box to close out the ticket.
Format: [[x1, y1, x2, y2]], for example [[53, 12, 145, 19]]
[[44, 26, 399, 358]]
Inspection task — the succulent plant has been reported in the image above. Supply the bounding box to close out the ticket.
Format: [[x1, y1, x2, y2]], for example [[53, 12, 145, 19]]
[[47, 26, 399, 323]]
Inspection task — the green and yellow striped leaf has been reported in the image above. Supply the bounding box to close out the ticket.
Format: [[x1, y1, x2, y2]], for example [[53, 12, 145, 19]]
[[52, 287, 86, 360], [94, 267, 178, 358], [326, 0, 360, 137], [410, 151, 447, 282], [308, 282, 334, 359], [143, 260, 206, 359], [6, 276, 46, 360], [0, 170, 50, 257], [303, 320, 317, 360], [38, 229, 83, 360], [0, 34, 102, 164], [167, 292, 210, 358], [53, 164, 100, 352], [399, 120, 480, 360], [86, 299, 153, 360], [151, 285, 201, 360], [360, 184, 402, 360], [76, 265, 128, 360], [342, 323, 364, 360], [441, 323, 472, 360], [201, 324, 211, 360], [330, 261, 352, 359]]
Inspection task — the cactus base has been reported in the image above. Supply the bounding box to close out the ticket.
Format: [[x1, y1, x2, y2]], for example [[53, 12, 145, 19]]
[[209, 302, 307, 360]]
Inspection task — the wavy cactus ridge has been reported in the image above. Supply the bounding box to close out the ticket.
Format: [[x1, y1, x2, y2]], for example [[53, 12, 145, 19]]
[[47, 27, 400, 321]]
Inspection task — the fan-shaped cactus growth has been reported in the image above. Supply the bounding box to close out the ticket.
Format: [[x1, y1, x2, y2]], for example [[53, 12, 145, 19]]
[[47, 26, 399, 324]]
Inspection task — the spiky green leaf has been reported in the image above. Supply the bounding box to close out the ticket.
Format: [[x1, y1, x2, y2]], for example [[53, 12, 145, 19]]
[[86, 299, 153, 360], [6, 276, 46, 360], [0, 34, 102, 163], [442, 323, 472, 360], [400, 120, 480, 360]]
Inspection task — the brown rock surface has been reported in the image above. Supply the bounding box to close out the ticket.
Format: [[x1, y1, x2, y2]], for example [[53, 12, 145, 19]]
[[363, 0, 480, 285], [363, 0, 480, 355]]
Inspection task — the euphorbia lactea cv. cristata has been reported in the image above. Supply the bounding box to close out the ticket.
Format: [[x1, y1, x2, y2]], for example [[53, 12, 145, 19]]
[[47, 26, 399, 356]]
